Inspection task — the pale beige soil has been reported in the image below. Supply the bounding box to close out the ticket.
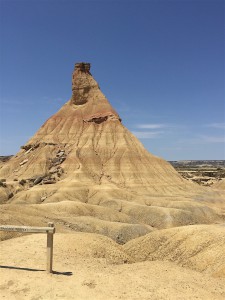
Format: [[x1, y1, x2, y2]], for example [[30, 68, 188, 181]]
[[124, 224, 225, 277], [214, 179, 225, 190], [0, 232, 225, 300]]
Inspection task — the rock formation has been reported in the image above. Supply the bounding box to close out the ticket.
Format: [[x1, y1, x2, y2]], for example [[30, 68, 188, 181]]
[[1, 63, 225, 300], [0, 62, 224, 240]]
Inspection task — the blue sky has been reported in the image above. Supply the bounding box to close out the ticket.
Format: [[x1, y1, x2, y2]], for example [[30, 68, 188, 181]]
[[0, 0, 224, 160]]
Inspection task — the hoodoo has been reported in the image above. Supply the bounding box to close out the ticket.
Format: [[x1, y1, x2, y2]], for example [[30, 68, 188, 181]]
[[72, 62, 98, 105], [0, 62, 224, 239]]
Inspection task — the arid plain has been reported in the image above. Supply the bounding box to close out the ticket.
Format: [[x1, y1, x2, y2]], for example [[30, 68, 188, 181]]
[[0, 63, 225, 299]]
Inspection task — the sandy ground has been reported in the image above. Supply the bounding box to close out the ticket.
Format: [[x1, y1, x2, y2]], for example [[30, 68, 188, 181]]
[[0, 233, 225, 300]]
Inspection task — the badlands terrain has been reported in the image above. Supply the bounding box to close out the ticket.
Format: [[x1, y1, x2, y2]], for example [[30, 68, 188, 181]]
[[170, 160, 225, 186], [0, 63, 225, 299]]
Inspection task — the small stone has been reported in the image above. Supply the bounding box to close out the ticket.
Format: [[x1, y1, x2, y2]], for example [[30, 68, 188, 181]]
[[49, 167, 58, 174], [25, 148, 33, 154], [8, 192, 14, 199], [42, 180, 55, 184], [56, 151, 65, 157], [19, 159, 28, 166], [0, 181, 6, 188], [19, 179, 26, 185], [21, 144, 32, 151], [52, 157, 61, 164], [33, 176, 43, 185]]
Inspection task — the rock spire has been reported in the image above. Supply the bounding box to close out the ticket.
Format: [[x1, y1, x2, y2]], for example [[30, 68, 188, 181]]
[[71, 62, 99, 105]]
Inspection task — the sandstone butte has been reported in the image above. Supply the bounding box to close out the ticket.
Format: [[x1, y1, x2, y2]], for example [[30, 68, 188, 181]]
[[1, 63, 225, 300], [0, 62, 225, 243]]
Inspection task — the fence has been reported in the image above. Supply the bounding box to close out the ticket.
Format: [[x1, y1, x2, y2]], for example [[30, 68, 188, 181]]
[[0, 222, 55, 273]]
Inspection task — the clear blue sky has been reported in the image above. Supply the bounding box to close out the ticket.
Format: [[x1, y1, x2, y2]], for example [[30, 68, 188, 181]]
[[0, 0, 224, 160]]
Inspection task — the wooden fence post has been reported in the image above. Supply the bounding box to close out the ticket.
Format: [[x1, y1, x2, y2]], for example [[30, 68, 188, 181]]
[[47, 222, 54, 273], [0, 223, 55, 274]]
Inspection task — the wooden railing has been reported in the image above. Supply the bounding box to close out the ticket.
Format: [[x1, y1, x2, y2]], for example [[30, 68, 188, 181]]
[[0, 222, 55, 273]]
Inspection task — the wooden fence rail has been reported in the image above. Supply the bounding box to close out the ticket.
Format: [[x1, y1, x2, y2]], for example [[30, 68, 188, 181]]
[[0, 222, 55, 273]]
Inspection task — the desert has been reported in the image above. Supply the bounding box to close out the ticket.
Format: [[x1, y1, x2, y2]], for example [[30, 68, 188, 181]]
[[0, 62, 225, 299]]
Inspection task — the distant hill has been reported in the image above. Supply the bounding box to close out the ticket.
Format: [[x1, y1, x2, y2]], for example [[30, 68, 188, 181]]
[[169, 160, 225, 186], [169, 160, 225, 168], [0, 155, 13, 163]]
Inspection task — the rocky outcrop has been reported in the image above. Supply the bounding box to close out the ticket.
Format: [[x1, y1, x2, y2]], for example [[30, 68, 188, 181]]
[[83, 112, 121, 124], [71, 62, 99, 105]]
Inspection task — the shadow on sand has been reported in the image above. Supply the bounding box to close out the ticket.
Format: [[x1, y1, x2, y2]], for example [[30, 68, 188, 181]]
[[0, 265, 73, 276]]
